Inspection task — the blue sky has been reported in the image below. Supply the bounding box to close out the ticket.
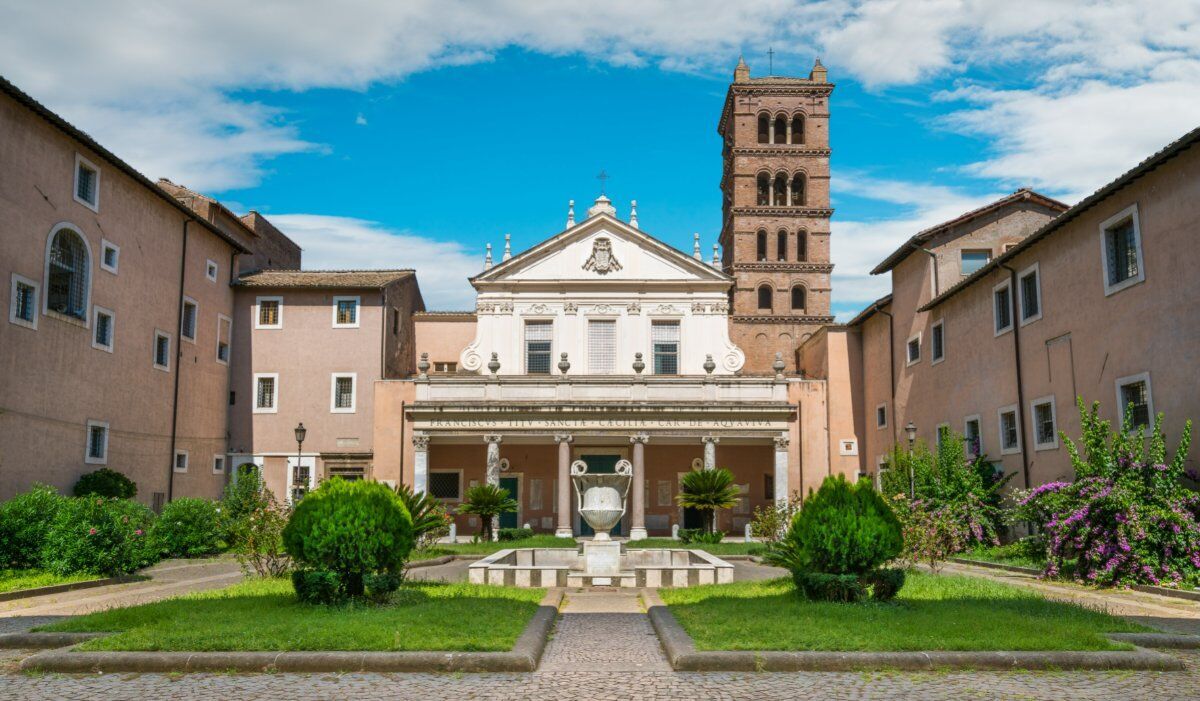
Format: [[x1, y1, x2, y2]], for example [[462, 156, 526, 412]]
[[4, 1, 1199, 317]]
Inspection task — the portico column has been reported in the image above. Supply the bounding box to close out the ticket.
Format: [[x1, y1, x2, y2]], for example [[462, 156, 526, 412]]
[[773, 433, 790, 506], [702, 436, 719, 470], [484, 434, 502, 540], [554, 433, 574, 538], [629, 433, 649, 541], [412, 432, 430, 494]]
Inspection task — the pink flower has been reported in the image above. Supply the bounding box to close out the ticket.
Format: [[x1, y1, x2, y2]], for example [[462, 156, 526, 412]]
[[134, 529, 143, 536], [88, 527, 97, 535]]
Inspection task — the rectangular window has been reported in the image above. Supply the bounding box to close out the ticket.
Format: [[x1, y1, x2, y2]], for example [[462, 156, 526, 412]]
[[101, 241, 120, 274], [256, 296, 282, 329], [764, 473, 775, 501], [85, 420, 109, 465], [1101, 206, 1143, 294], [216, 314, 232, 364], [1019, 263, 1041, 324], [392, 309, 399, 335], [961, 249, 992, 275], [333, 296, 360, 328], [174, 450, 189, 473], [181, 297, 197, 341], [999, 405, 1020, 454], [588, 320, 616, 374], [254, 373, 279, 413], [74, 154, 100, 211], [429, 471, 462, 500], [930, 319, 944, 363], [935, 423, 950, 449], [331, 373, 356, 413], [993, 281, 1013, 335], [906, 333, 920, 365], [652, 320, 680, 375], [92, 306, 114, 352], [205, 259, 218, 282], [434, 361, 457, 373], [154, 331, 171, 371], [329, 466, 366, 481], [1116, 372, 1153, 432], [1031, 397, 1058, 450], [964, 416, 982, 458], [9, 275, 38, 329], [212, 455, 226, 474], [876, 403, 887, 429], [524, 321, 552, 374]]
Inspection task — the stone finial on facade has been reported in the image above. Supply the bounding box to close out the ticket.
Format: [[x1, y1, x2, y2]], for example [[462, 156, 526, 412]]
[[484, 243, 493, 271], [632, 352, 645, 375], [734, 55, 750, 82], [502, 234, 512, 261], [417, 352, 430, 380], [810, 57, 827, 82], [566, 199, 575, 228], [772, 351, 786, 380], [558, 352, 571, 375], [630, 200, 639, 228], [693, 233, 702, 260], [712, 243, 720, 267], [703, 354, 716, 374], [487, 352, 501, 376]]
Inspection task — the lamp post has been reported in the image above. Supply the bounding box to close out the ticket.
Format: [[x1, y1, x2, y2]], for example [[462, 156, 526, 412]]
[[904, 421, 917, 499], [293, 422, 308, 503]]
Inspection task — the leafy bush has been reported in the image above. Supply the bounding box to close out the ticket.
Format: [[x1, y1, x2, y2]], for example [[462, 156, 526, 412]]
[[791, 571, 864, 602], [228, 488, 291, 578], [283, 479, 414, 600], [889, 494, 969, 572], [457, 484, 518, 542], [749, 492, 801, 543], [364, 571, 402, 601], [0, 484, 66, 568], [151, 498, 222, 558], [73, 468, 137, 499], [676, 468, 742, 534], [679, 528, 724, 544], [1013, 399, 1198, 588], [41, 497, 157, 576], [221, 466, 270, 536], [862, 567, 906, 602], [497, 527, 533, 541], [395, 483, 452, 550], [292, 569, 343, 605]]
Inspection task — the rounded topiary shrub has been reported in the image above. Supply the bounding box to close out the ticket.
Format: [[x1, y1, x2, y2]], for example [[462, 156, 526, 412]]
[[41, 497, 157, 576], [151, 498, 223, 558], [73, 468, 137, 499], [0, 484, 66, 569], [283, 478, 414, 600]]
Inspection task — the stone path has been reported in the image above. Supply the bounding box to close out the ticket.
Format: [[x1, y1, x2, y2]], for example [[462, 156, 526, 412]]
[[539, 589, 671, 671]]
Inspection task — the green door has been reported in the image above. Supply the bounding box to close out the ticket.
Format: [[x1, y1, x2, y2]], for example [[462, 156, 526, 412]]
[[577, 455, 623, 537], [498, 476, 519, 530]]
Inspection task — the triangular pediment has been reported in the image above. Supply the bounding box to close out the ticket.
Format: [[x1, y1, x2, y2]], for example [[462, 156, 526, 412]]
[[472, 214, 729, 287]]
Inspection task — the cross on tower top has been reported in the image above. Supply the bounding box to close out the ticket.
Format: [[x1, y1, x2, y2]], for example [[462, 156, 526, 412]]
[[767, 47, 774, 75], [596, 169, 610, 195]]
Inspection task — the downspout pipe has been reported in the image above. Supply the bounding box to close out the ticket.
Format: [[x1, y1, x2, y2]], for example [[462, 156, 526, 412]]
[[908, 241, 940, 296], [167, 219, 190, 504], [999, 262, 1032, 489]]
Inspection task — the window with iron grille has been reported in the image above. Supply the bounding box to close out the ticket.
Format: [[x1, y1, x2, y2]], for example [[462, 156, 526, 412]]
[[652, 321, 679, 375], [588, 320, 616, 374], [1000, 409, 1019, 451], [12, 278, 37, 325], [1119, 377, 1151, 429], [75, 159, 98, 207], [258, 298, 281, 327], [334, 297, 358, 326], [101, 243, 119, 273], [94, 309, 113, 351], [174, 450, 188, 473], [333, 375, 355, 411], [1033, 399, 1057, 448], [47, 227, 89, 320], [994, 283, 1012, 333], [86, 422, 108, 463], [213, 455, 225, 474], [256, 376, 276, 409], [931, 321, 944, 362], [181, 299, 197, 340], [1020, 268, 1040, 321], [965, 417, 982, 457], [876, 404, 887, 428], [154, 332, 171, 370], [1105, 217, 1139, 287], [525, 321, 552, 374], [429, 471, 461, 499], [906, 335, 920, 364]]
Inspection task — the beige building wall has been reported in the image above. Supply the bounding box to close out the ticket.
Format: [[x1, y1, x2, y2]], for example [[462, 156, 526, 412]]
[[414, 314, 477, 372]]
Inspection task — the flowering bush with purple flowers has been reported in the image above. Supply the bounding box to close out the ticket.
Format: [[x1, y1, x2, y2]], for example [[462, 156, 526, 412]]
[[1013, 398, 1197, 588]]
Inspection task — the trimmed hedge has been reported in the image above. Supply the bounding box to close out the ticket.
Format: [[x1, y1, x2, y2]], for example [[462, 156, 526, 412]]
[[41, 497, 157, 576], [73, 468, 137, 499]]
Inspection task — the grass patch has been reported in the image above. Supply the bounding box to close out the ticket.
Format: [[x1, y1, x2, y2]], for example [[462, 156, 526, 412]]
[[415, 535, 579, 557], [659, 572, 1146, 652], [39, 577, 544, 652], [0, 568, 97, 594], [962, 544, 1046, 570], [626, 538, 766, 557]]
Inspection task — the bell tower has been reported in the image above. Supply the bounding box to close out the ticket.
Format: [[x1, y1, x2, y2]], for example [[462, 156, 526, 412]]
[[718, 57, 834, 374]]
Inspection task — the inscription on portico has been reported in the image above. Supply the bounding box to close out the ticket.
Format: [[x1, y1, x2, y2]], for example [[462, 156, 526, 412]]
[[420, 417, 782, 430]]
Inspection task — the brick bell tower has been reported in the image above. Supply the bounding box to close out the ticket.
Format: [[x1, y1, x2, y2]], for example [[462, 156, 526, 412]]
[[718, 56, 834, 374]]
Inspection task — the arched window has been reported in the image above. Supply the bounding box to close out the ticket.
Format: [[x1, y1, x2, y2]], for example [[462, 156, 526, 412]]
[[757, 285, 773, 310], [776, 230, 787, 261], [791, 173, 806, 206], [757, 114, 770, 144], [773, 114, 787, 144], [756, 172, 770, 206], [46, 226, 89, 320], [756, 230, 768, 261], [790, 114, 805, 144], [796, 230, 808, 262], [791, 286, 807, 310], [772, 172, 787, 206]]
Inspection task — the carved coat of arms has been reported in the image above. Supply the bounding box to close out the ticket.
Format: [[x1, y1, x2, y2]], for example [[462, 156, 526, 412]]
[[582, 237, 622, 275]]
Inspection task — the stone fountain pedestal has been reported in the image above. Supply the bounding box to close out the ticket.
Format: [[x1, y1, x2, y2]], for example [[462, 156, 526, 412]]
[[581, 538, 622, 579]]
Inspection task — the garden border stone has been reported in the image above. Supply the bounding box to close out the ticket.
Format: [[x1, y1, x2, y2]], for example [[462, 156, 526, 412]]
[[0, 632, 107, 649], [950, 558, 1200, 603], [0, 575, 147, 603], [18, 589, 563, 674], [642, 589, 1184, 672]]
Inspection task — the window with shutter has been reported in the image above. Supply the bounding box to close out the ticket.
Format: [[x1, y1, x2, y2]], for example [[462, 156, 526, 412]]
[[588, 320, 616, 374], [525, 321, 552, 374]]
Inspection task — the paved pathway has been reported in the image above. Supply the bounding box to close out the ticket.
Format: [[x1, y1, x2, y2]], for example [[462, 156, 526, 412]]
[[539, 589, 671, 672]]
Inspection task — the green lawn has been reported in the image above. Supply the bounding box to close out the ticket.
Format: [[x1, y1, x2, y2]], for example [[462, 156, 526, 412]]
[[0, 568, 97, 594], [961, 544, 1047, 570], [626, 538, 766, 557], [39, 577, 545, 652], [659, 572, 1146, 652]]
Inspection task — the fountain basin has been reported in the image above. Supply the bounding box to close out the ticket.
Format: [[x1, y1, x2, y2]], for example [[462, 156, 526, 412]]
[[466, 546, 734, 588]]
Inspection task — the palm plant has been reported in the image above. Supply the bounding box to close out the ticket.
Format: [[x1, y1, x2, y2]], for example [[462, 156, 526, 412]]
[[676, 467, 742, 534], [457, 484, 518, 541], [394, 483, 452, 550]]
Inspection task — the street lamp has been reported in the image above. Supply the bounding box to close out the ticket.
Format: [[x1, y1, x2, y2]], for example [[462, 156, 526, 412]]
[[293, 422, 308, 503], [904, 421, 917, 499]]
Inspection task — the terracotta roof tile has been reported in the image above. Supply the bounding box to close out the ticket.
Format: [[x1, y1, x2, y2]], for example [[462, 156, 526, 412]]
[[235, 269, 413, 289]]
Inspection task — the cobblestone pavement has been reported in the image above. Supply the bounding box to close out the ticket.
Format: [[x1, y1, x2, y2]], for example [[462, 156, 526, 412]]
[[539, 589, 671, 672]]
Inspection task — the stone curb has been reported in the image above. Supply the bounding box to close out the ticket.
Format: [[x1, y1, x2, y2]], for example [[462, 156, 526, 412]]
[[407, 554, 483, 569], [0, 575, 148, 603], [950, 558, 1200, 603], [642, 589, 1183, 672], [0, 632, 108, 649], [1107, 633, 1200, 649], [18, 589, 563, 674]]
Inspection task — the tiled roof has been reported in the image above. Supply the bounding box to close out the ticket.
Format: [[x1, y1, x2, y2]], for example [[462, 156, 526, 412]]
[[413, 310, 476, 317], [844, 294, 893, 327], [235, 270, 414, 289]]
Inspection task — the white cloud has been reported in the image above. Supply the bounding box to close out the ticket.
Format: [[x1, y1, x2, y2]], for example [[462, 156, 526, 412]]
[[266, 214, 480, 309], [355, 113, 368, 126]]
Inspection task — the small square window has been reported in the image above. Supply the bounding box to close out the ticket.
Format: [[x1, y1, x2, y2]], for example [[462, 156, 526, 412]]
[[906, 333, 921, 365], [256, 297, 282, 329], [206, 260, 219, 282], [255, 373, 279, 413], [428, 471, 462, 500], [876, 403, 888, 429], [74, 154, 100, 211], [85, 420, 109, 465], [434, 361, 457, 373], [993, 281, 1013, 335], [154, 331, 171, 371], [174, 450, 189, 473], [331, 373, 356, 413], [333, 296, 360, 328], [930, 320, 944, 363], [9, 275, 39, 330], [101, 241, 120, 274], [961, 249, 992, 275], [1031, 397, 1058, 450], [92, 306, 114, 352], [1116, 372, 1153, 433], [212, 455, 226, 474], [181, 298, 198, 342]]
